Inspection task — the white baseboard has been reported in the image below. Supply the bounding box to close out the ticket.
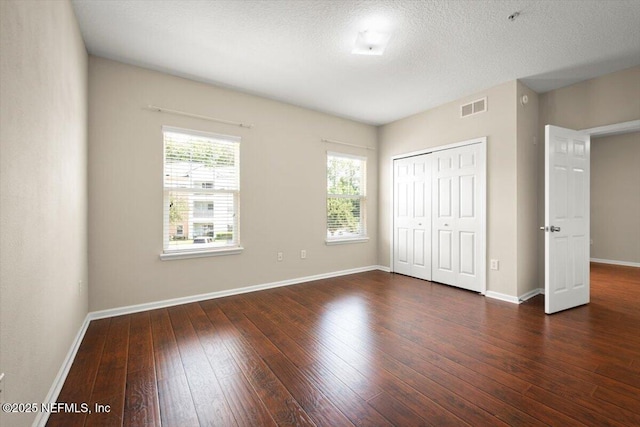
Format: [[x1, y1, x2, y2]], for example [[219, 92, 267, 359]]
[[486, 288, 545, 305], [90, 265, 386, 320], [34, 314, 91, 427], [484, 291, 520, 304], [375, 265, 391, 273], [518, 288, 544, 302], [590, 258, 640, 268]]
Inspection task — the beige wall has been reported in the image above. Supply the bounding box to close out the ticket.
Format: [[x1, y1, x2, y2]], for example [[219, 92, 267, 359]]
[[378, 81, 520, 297], [516, 82, 540, 296], [591, 132, 640, 264], [88, 57, 378, 311], [538, 66, 640, 284], [539, 66, 640, 131], [0, 1, 88, 426]]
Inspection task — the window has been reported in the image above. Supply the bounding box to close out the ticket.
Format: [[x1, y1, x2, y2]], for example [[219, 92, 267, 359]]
[[326, 152, 367, 243], [162, 126, 240, 257]]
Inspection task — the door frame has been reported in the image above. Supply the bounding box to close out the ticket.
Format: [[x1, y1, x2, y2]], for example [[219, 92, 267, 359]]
[[581, 119, 640, 269], [581, 119, 640, 138], [390, 137, 487, 294]]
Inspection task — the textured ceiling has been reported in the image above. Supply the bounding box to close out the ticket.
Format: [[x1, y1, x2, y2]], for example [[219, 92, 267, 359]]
[[71, 0, 640, 125]]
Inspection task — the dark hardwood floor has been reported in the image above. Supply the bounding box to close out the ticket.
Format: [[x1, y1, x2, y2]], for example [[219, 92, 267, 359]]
[[47, 263, 640, 426]]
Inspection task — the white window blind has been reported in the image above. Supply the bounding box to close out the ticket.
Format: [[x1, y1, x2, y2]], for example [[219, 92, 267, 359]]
[[327, 152, 367, 240], [163, 127, 240, 253]]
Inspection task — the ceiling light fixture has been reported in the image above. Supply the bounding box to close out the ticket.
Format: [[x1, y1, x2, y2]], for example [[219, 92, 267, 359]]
[[352, 30, 391, 55]]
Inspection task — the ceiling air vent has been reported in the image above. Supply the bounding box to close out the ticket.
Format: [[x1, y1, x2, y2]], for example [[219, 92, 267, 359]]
[[460, 97, 487, 118]]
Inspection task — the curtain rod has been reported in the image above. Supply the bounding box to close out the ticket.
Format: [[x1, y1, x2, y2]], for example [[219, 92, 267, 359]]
[[146, 105, 253, 129], [321, 138, 375, 150]]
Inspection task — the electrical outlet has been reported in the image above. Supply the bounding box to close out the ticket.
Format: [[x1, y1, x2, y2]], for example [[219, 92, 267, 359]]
[[490, 259, 499, 270], [300, 250, 307, 259], [78, 280, 83, 291], [277, 252, 283, 262]]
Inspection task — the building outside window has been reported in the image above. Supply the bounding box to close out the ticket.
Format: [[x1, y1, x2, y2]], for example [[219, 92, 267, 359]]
[[163, 127, 240, 253]]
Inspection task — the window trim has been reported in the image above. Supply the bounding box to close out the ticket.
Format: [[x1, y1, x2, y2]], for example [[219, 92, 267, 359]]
[[161, 126, 241, 258], [160, 246, 244, 261], [326, 151, 368, 244], [325, 237, 370, 246]]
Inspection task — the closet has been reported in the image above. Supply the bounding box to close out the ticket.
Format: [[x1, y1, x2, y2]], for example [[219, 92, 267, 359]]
[[393, 139, 486, 293]]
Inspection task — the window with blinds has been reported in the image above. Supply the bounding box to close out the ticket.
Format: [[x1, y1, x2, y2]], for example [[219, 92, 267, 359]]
[[163, 126, 240, 253], [327, 152, 367, 241]]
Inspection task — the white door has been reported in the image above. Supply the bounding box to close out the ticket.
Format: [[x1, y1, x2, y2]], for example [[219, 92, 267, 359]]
[[432, 143, 485, 292], [393, 154, 431, 280], [545, 125, 590, 314]]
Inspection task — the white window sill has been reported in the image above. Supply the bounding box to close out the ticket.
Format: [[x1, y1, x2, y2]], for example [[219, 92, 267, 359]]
[[325, 237, 369, 246], [160, 246, 244, 260]]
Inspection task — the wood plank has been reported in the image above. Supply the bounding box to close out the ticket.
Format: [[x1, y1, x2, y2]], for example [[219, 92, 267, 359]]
[[524, 384, 629, 427], [85, 315, 130, 426], [592, 385, 640, 413], [316, 272, 637, 422], [48, 263, 640, 427], [224, 294, 392, 426], [167, 305, 237, 426], [217, 374, 278, 427], [317, 274, 640, 426], [46, 318, 111, 427], [278, 281, 605, 426], [123, 368, 159, 427], [156, 375, 199, 427], [245, 290, 386, 399], [243, 294, 390, 406], [262, 352, 355, 427], [201, 299, 316, 426], [595, 362, 640, 388], [225, 297, 388, 427], [124, 312, 160, 427], [184, 302, 241, 379], [368, 392, 430, 427], [277, 286, 510, 426], [149, 309, 199, 426], [184, 302, 277, 427]]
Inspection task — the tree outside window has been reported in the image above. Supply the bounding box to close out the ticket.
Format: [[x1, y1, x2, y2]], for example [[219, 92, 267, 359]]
[[327, 153, 366, 240]]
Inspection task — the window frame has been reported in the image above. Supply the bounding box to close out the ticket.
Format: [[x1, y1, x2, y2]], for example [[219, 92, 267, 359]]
[[160, 126, 243, 260], [325, 151, 369, 245]]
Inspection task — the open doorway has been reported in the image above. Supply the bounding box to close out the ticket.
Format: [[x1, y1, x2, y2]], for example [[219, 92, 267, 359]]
[[589, 129, 640, 309], [590, 130, 640, 268]]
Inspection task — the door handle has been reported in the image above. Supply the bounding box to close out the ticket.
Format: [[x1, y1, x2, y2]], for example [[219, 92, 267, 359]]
[[550, 226, 561, 232], [539, 226, 548, 231]]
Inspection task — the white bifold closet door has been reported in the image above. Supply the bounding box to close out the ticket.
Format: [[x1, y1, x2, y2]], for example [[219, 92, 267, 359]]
[[393, 154, 432, 280], [431, 143, 484, 292]]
